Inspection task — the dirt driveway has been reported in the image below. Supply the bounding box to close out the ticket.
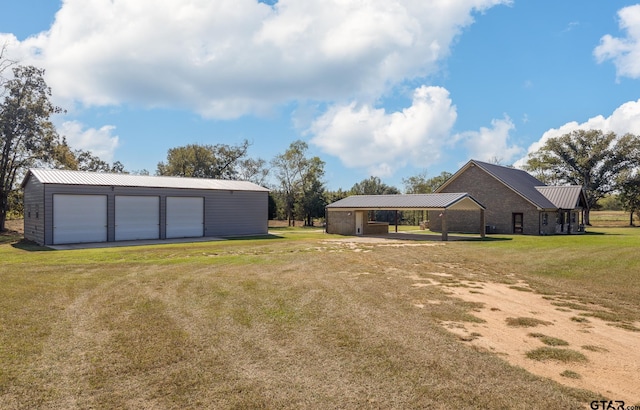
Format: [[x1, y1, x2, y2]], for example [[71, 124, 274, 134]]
[[434, 279, 639, 403]]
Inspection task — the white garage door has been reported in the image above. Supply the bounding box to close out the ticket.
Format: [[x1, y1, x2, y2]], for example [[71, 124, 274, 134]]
[[166, 196, 204, 238], [115, 196, 160, 241], [53, 194, 107, 244]]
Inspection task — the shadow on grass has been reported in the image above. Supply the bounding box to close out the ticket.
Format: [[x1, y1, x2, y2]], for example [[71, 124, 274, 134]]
[[384, 233, 512, 242], [225, 234, 285, 241], [10, 239, 54, 252]]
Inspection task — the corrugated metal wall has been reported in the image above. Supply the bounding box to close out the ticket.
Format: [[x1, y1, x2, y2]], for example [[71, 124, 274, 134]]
[[23, 176, 45, 245], [24, 179, 267, 245]]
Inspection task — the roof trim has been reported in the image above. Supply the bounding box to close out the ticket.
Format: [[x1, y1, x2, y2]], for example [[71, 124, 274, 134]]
[[21, 168, 269, 192], [326, 193, 485, 211], [436, 160, 557, 210]]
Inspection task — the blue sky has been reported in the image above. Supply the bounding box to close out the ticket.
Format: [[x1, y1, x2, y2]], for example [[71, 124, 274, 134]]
[[2, 0, 640, 190]]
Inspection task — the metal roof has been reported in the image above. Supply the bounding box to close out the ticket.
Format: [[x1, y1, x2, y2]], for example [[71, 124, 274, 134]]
[[22, 168, 269, 192], [536, 185, 586, 209], [326, 193, 485, 210], [437, 160, 558, 210]]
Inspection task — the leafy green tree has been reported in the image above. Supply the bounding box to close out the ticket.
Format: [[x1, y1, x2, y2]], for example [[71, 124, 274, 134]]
[[0, 65, 64, 231], [350, 176, 400, 196], [157, 140, 250, 179], [325, 188, 348, 204], [297, 156, 326, 226], [53, 138, 126, 173], [236, 157, 269, 186], [402, 171, 452, 225], [271, 140, 325, 226], [403, 170, 452, 194], [618, 171, 640, 226], [597, 194, 623, 211], [267, 192, 278, 220], [525, 129, 640, 225], [350, 176, 400, 222]]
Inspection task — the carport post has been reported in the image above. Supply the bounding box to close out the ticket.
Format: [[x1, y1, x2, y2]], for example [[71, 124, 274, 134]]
[[480, 209, 486, 238], [441, 209, 448, 241], [395, 210, 398, 233]]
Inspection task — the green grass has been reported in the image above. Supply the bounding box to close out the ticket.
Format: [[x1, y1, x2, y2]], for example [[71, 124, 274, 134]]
[[1, 224, 638, 408]]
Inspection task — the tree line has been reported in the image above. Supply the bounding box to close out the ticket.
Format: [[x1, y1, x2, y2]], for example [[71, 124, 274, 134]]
[[524, 129, 640, 225], [2, 58, 640, 231]]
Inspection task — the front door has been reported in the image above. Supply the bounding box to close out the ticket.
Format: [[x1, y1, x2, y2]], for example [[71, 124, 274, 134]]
[[355, 211, 364, 235], [513, 213, 523, 234]]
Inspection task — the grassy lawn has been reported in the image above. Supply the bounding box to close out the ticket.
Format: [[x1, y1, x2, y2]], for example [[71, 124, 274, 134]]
[[1, 220, 638, 408]]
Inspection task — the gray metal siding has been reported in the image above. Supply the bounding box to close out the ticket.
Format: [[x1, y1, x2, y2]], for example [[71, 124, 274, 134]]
[[208, 191, 268, 236], [23, 176, 45, 245], [38, 183, 267, 245]]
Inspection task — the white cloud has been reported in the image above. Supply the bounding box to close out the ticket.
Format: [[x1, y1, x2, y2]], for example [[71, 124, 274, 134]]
[[58, 121, 120, 162], [2, 0, 509, 118], [514, 99, 640, 167], [455, 116, 523, 164], [309, 86, 457, 176], [594, 4, 640, 79]]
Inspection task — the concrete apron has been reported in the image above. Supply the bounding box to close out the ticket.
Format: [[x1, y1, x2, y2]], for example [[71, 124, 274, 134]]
[[48, 236, 227, 250]]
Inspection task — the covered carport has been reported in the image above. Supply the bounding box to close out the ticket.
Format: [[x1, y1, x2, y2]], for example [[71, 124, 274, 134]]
[[325, 193, 486, 241]]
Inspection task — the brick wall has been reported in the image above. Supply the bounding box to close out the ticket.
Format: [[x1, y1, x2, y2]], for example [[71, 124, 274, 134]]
[[432, 165, 542, 235], [326, 211, 355, 235]]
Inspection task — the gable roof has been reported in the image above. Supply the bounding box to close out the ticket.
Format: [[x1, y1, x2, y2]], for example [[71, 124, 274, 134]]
[[535, 185, 587, 209], [22, 168, 269, 192], [436, 160, 584, 210], [326, 193, 485, 211]]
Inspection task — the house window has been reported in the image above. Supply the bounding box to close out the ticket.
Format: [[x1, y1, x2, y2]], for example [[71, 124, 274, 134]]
[[571, 212, 576, 223], [35, 205, 39, 219], [27, 205, 31, 218], [542, 213, 548, 226]]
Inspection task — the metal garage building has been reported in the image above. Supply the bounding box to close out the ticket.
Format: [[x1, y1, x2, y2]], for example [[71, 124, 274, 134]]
[[21, 168, 269, 246]]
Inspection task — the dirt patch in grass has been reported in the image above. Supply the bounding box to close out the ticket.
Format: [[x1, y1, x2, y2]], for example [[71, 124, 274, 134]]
[[3, 219, 23, 235], [440, 280, 640, 403]]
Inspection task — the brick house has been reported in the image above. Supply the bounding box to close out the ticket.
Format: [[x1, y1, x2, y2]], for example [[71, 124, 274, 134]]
[[429, 160, 588, 235]]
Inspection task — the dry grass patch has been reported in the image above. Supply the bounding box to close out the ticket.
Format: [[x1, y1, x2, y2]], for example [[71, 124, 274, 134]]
[[509, 285, 533, 292], [528, 333, 569, 346], [506, 317, 552, 327], [581, 345, 609, 353], [526, 347, 588, 363], [570, 316, 590, 323], [458, 332, 482, 342], [4, 225, 640, 407], [560, 370, 582, 379], [609, 322, 640, 332]]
